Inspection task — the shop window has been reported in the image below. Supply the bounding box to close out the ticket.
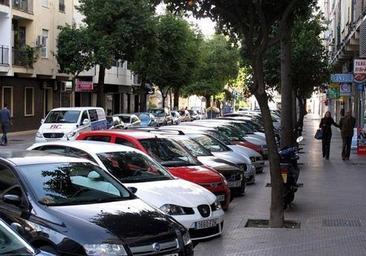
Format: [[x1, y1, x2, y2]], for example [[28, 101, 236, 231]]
[[2, 86, 13, 117], [24, 87, 34, 116]]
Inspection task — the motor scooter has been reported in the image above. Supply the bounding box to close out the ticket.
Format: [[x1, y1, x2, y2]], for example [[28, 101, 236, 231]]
[[280, 136, 303, 209]]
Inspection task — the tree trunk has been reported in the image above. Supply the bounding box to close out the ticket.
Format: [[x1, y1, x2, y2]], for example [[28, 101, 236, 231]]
[[296, 97, 306, 135], [280, 18, 294, 148], [169, 89, 173, 109], [140, 77, 147, 112], [205, 94, 212, 108], [252, 57, 284, 228], [97, 65, 106, 108], [173, 88, 179, 110]]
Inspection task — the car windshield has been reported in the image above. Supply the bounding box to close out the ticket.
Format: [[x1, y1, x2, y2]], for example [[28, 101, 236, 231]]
[[174, 137, 213, 157], [97, 151, 172, 183], [18, 163, 132, 206], [118, 116, 131, 123], [190, 134, 231, 152], [44, 110, 80, 123], [150, 109, 165, 117], [206, 131, 233, 145], [0, 221, 35, 255], [139, 138, 199, 167]]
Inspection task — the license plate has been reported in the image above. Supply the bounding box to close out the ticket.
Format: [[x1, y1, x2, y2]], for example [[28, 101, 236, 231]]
[[228, 180, 241, 188], [195, 219, 218, 229], [216, 195, 225, 202], [164, 254, 178, 256]]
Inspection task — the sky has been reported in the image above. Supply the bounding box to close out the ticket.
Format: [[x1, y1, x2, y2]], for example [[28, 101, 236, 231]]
[[156, 3, 216, 37]]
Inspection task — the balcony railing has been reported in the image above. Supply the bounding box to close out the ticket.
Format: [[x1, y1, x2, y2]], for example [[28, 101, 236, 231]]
[[0, 0, 10, 6], [0, 46, 9, 65], [12, 46, 36, 68], [12, 0, 33, 14]]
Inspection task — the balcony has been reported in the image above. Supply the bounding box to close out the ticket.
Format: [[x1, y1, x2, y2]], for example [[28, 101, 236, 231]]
[[12, 46, 36, 68], [12, 0, 33, 14], [0, 0, 9, 6]]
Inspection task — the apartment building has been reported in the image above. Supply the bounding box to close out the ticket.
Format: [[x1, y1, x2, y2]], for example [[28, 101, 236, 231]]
[[321, 0, 366, 125], [0, 0, 147, 132]]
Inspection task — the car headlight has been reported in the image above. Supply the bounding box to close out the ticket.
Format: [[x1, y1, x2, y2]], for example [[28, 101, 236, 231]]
[[84, 244, 127, 256], [182, 231, 192, 245], [213, 199, 222, 210], [218, 173, 228, 186], [66, 131, 77, 140], [35, 132, 43, 138], [160, 204, 186, 215]]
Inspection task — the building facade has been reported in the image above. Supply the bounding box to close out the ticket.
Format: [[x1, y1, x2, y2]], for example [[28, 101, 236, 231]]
[[321, 0, 366, 126], [0, 0, 145, 132]]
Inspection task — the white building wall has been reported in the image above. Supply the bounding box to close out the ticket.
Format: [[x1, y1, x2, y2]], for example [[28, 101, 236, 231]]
[[0, 11, 11, 69]]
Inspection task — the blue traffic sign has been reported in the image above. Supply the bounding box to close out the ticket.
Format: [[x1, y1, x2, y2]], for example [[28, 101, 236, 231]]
[[331, 73, 354, 83]]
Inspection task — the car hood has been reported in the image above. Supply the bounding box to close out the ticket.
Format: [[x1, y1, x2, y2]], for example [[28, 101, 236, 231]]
[[50, 199, 178, 245], [228, 145, 262, 158], [39, 123, 77, 134], [167, 165, 222, 184], [129, 179, 216, 208], [197, 156, 240, 172], [244, 136, 266, 146], [211, 151, 250, 165]]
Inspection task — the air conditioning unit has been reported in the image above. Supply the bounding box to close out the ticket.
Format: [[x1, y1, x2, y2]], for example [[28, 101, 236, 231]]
[[61, 81, 73, 92]]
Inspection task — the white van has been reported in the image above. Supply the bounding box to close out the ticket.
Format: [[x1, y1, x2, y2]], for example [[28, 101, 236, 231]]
[[35, 107, 107, 142]]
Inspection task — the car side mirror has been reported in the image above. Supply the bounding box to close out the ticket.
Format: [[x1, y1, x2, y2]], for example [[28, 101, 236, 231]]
[[41, 118, 44, 124], [82, 119, 90, 126], [3, 194, 21, 206], [128, 187, 138, 194]]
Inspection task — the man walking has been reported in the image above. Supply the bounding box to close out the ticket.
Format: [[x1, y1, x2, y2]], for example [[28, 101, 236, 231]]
[[339, 111, 356, 160], [0, 104, 11, 146]]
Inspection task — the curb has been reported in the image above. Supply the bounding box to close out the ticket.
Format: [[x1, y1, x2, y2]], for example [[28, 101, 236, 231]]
[[7, 130, 37, 137]]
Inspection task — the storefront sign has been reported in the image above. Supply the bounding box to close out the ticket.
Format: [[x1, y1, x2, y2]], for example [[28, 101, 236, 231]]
[[354, 59, 366, 74], [75, 79, 94, 92], [340, 83, 352, 96], [327, 83, 340, 99], [354, 73, 366, 83], [331, 73, 354, 83]]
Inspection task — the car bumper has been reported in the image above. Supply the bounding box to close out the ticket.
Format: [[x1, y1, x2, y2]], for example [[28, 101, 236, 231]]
[[174, 210, 224, 241], [253, 161, 265, 173]]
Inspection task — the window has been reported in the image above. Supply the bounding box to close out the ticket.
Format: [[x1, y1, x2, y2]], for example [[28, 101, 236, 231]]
[[2, 86, 13, 117], [36, 145, 67, 155], [41, 0, 48, 7], [80, 111, 89, 124], [85, 136, 111, 142], [68, 148, 96, 163], [40, 29, 48, 58], [0, 165, 18, 195], [115, 137, 136, 148], [59, 0, 65, 12], [88, 109, 98, 122], [24, 87, 34, 116]]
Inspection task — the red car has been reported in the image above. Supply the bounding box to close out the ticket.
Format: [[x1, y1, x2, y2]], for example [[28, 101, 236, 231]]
[[77, 130, 231, 209]]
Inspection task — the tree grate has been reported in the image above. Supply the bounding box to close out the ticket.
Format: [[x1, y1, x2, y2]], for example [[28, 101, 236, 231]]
[[322, 219, 361, 227], [243, 219, 301, 229]]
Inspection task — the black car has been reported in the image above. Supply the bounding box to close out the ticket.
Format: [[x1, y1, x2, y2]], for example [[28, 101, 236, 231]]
[[0, 151, 193, 256]]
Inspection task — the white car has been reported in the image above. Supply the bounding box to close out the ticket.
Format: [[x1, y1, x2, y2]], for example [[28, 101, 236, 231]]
[[28, 141, 224, 241]]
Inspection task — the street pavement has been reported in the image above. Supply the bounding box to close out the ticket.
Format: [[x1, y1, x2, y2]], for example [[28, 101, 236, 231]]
[[2, 118, 366, 255], [195, 116, 366, 256]]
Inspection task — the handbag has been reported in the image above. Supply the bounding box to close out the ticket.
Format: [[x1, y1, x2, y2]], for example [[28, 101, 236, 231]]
[[314, 129, 323, 140]]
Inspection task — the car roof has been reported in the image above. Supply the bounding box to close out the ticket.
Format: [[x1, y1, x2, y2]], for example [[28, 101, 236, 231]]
[[0, 150, 90, 166], [80, 130, 159, 140], [31, 140, 139, 154], [160, 125, 215, 132], [50, 107, 103, 111]]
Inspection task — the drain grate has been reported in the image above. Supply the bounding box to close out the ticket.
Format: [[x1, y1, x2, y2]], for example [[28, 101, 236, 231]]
[[322, 219, 361, 227], [243, 219, 301, 229]]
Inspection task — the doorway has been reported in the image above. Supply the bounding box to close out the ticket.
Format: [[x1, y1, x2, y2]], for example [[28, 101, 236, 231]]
[[44, 88, 53, 116]]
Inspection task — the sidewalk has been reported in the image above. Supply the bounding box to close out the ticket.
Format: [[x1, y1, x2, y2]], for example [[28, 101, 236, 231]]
[[196, 117, 366, 256]]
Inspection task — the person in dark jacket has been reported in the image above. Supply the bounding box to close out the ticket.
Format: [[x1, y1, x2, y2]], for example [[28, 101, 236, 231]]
[[0, 104, 11, 146], [339, 111, 356, 160], [319, 111, 339, 159]]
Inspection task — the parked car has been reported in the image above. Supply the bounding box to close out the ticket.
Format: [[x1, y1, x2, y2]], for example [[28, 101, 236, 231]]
[[171, 111, 182, 125], [35, 107, 107, 142], [188, 110, 199, 121], [29, 141, 225, 241], [0, 219, 54, 256], [114, 114, 141, 128], [164, 125, 265, 174], [106, 116, 124, 129], [149, 108, 173, 126], [135, 112, 158, 127], [77, 130, 231, 209], [0, 150, 193, 255], [179, 110, 191, 122], [165, 134, 246, 195]]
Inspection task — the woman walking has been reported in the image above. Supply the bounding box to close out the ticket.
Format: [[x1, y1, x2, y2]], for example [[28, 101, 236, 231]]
[[319, 111, 339, 159]]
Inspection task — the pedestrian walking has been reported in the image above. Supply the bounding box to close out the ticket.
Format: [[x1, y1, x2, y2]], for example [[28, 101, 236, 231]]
[[319, 111, 339, 159], [0, 104, 11, 146], [339, 111, 356, 160]]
